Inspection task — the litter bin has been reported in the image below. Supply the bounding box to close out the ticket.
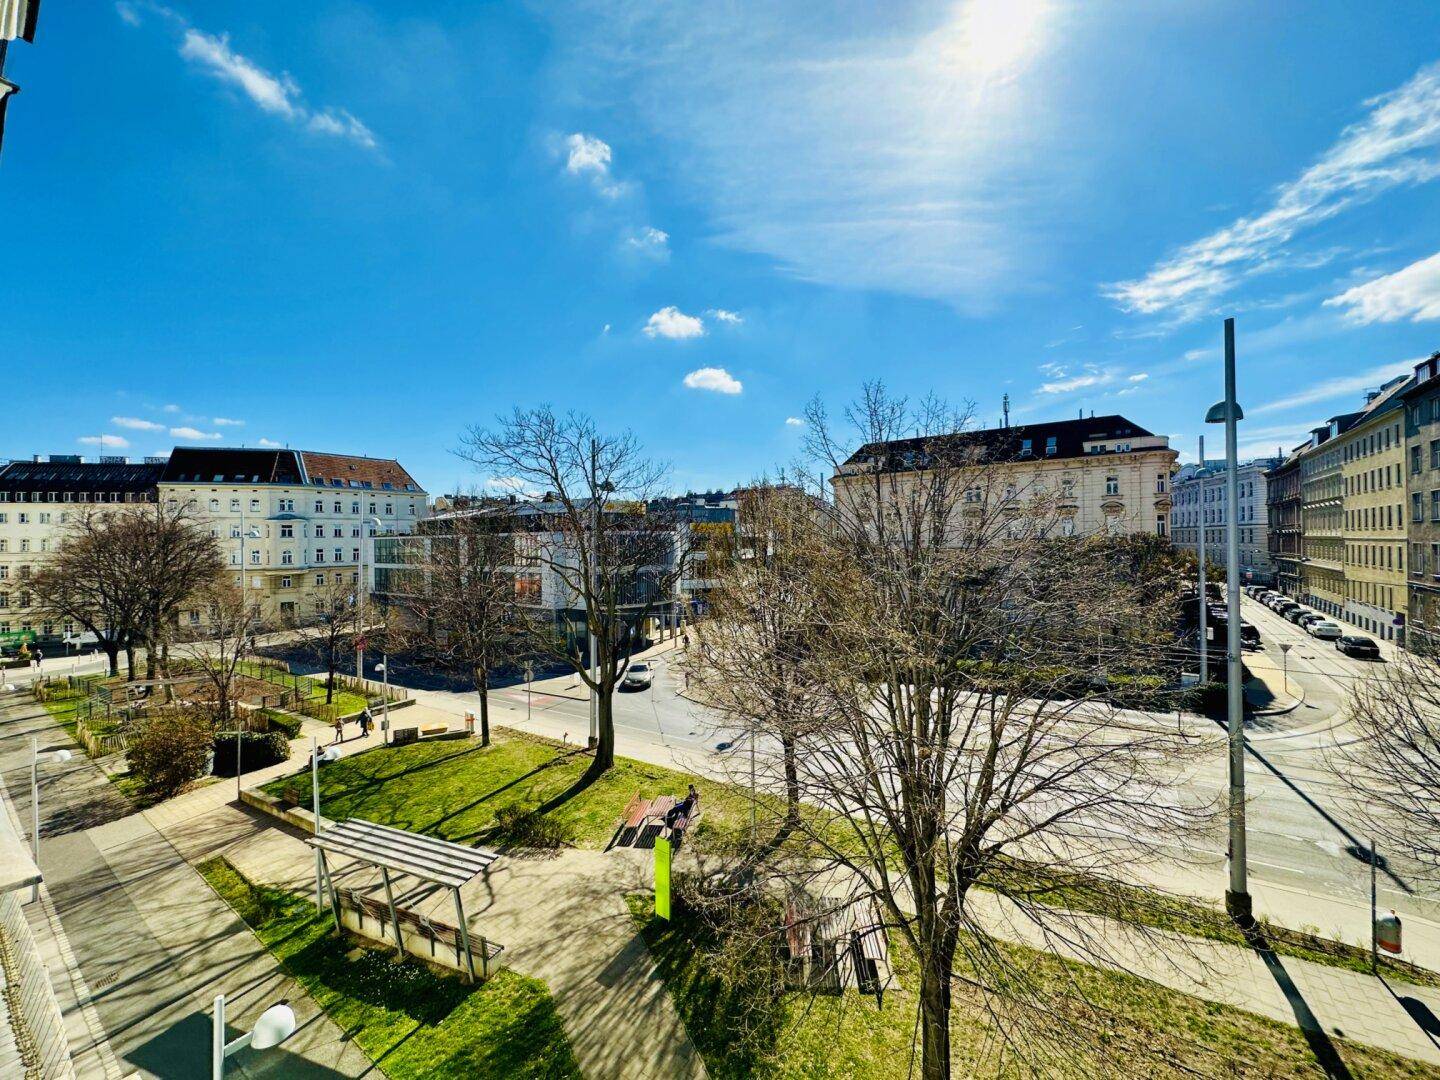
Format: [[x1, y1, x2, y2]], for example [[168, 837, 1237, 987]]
[[1376, 910, 1402, 955]]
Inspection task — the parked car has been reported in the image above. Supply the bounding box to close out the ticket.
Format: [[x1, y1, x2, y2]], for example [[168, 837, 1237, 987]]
[[621, 661, 654, 690], [1274, 603, 1301, 619], [1296, 612, 1323, 629], [1335, 634, 1381, 659], [1288, 608, 1315, 625], [1307, 620, 1343, 640]]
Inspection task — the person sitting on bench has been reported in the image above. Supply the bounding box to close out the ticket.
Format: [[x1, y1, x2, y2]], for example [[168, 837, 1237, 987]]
[[665, 784, 700, 831]]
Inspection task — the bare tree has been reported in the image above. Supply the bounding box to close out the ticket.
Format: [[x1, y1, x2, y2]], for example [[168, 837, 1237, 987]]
[[1333, 649, 1440, 885], [29, 508, 144, 677], [129, 501, 227, 684], [286, 575, 364, 705], [458, 408, 688, 780], [689, 481, 830, 841], [695, 384, 1215, 1079], [174, 581, 263, 724], [395, 511, 518, 746]]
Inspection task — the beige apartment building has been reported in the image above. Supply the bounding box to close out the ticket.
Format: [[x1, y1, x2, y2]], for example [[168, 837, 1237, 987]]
[[1298, 374, 1413, 642], [833, 414, 1176, 539], [159, 447, 428, 625]]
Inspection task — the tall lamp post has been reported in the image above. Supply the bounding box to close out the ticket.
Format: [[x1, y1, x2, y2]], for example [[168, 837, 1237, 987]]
[[357, 515, 383, 678], [1198, 434, 1208, 683], [310, 737, 339, 911], [28, 738, 72, 902], [1206, 316, 1251, 924]]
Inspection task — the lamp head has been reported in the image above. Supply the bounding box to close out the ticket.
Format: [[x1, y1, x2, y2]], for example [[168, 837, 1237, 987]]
[[51, 749, 72, 763], [1205, 400, 1244, 423], [249, 1002, 296, 1050]]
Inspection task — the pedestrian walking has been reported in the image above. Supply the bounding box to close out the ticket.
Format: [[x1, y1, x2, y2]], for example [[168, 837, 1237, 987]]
[[32, 648, 42, 671], [333, 714, 345, 744], [358, 708, 373, 739]]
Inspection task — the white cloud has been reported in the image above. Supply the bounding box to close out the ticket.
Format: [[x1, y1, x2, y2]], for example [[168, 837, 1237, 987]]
[[112, 416, 165, 431], [171, 25, 378, 151], [170, 426, 224, 440], [565, 132, 612, 176], [785, 416, 805, 427], [162, 403, 181, 413], [644, 306, 706, 340], [1037, 366, 1114, 395], [256, 438, 282, 447], [1252, 357, 1419, 415], [213, 417, 245, 426], [538, 4, 1067, 309], [623, 226, 670, 259], [683, 367, 743, 394], [1325, 250, 1440, 324], [709, 308, 743, 325], [115, 2, 140, 27], [1109, 61, 1440, 317], [79, 434, 130, 449], [1127, 372, 1149, 383]]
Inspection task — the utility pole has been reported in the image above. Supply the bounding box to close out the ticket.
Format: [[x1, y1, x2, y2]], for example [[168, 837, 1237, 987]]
[[1198, 434, 1208, 683], [588, 440, 599, 751], [1207, 316, 1251, 923]]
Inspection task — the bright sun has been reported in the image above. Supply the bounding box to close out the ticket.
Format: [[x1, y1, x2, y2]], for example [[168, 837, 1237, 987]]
[[952, 0, 1051, 80]]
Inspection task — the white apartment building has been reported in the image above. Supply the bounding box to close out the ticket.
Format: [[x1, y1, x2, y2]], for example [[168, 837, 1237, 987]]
[[159, 447, 428, 624], [0, 456, 166, 648], [1169, 458, 1279, 584]]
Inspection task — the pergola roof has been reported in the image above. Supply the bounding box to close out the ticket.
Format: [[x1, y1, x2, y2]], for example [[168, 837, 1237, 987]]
[[307, 819, 498, 889]]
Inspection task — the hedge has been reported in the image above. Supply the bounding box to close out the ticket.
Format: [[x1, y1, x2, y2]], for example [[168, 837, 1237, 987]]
[[212, 730, 291, 777]]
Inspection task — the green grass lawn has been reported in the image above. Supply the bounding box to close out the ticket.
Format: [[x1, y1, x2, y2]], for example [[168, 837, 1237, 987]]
[[630, 895, 1439, 1080], [198, 857, 580, 1079], [37, 686, 87, 738], [259, 730, 766, 850]]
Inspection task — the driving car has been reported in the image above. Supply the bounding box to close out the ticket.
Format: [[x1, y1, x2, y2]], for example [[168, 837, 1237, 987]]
[[1307, 620, 1343, 640], [1336, 635, 1382, 659], [621, 661, 654, 690]]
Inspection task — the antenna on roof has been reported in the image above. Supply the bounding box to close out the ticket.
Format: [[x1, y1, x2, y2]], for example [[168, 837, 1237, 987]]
[[1001, 393, 1010, 429]]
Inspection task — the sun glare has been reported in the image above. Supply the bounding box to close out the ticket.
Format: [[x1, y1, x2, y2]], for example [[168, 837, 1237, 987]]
[[952, 0, 1050, 80]]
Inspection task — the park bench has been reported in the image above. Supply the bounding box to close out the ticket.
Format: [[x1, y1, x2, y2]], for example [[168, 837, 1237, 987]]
[[608, 792, 703, 850], [419, 723, 447, 738]]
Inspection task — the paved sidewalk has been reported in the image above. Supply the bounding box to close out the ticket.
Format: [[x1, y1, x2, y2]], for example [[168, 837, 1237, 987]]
[[197, 803, 707, 1080]]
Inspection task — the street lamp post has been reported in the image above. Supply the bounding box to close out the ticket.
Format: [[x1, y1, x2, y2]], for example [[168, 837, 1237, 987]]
[[374, 658, 390, 745], [212, 995, 296, 1079], [357, 516, 383, 679], [29, 737, 72, 902], [1206, 316, 1251, 924], [1198, 435, 1208, 683], [310, 737, 339, 911]]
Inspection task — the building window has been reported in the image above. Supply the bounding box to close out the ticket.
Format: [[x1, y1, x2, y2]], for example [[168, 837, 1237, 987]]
[[230, 498, 240, 512], [250, 550, 261, 565], [209, 498, 220, 511], [280, 576, 292, 588], [315, 573, 325, 585], [279, 499, 294, 512], [315, 549, 325, 563], [281, 550, 293, 565], [351, 547, 360, 561], [1105, 476, 1119, 496], [314, 499, 325, 513], [280, 524, 294, 538], [1414, 493, 1425, 522], [1045, 436, 1057, 455], [351, 501, 360, 515], [334, 501, 343, 514]]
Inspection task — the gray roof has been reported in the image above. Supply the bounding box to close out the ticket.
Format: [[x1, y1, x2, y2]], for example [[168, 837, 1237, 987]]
[[307, 818, 498, 888]]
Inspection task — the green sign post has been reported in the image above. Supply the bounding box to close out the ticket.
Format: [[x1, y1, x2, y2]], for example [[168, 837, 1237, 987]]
[[654, 836, 672, 921]]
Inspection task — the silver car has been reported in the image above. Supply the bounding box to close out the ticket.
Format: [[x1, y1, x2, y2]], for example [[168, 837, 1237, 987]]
[[1307, 620, 1343, 640], [621, 661, 654, 690]]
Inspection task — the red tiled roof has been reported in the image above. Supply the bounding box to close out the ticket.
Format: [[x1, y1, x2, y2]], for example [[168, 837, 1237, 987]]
[[298, 452, 424, 493]]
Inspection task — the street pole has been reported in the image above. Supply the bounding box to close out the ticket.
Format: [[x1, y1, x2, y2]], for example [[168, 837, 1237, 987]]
[[588, 440, 599, 751], [1279, 642, 1292, 694], [236, 726, 243, 802], [1221, 317, 1250, 922], [28, 737, 38, 904], [380, 653, 390, 741], [1371, 837, 1379, 974], [1198, 434, 1208, 683], [525, 661, 533, 725], [312, 736, 323, 912]]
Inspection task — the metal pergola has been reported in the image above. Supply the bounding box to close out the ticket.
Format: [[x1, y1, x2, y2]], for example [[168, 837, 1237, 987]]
[[307, 818, 499, 982]]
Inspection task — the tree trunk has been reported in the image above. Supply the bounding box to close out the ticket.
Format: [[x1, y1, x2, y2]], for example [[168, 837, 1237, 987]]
[[325, 654, 335, 704], [587, 683, 616, 776], [918, 952, 953, 1080], [104, 643, 120, 678], [475, 665, 491, 746], [782, 732, 801, 828], [124, 644, 136, 680]]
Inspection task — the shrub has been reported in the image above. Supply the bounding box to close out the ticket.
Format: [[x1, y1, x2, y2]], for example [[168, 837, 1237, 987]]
[[127, 711, 214, 797], [263, 710, 304, 739], [212, 730, 291, 777], [490, 804, 574, 849]]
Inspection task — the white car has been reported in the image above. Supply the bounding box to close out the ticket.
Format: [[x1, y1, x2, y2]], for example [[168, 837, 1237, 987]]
[[1307, 620, 1343, 640], [621, 661, 654, 690]]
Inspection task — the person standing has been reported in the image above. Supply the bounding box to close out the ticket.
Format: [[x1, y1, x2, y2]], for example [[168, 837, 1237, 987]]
[[358, 708, 372, 739], [32, 648, 42, 672], [333, 714, 345, 744]]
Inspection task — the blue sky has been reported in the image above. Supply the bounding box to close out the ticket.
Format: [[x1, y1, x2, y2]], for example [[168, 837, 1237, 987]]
[[5, 1, 1440, 494]]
